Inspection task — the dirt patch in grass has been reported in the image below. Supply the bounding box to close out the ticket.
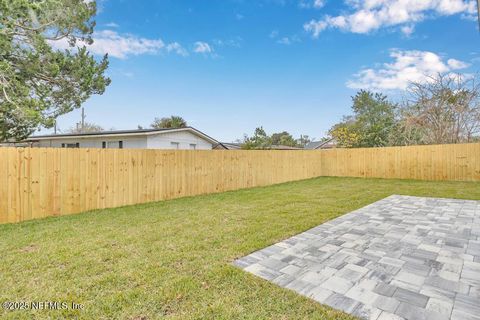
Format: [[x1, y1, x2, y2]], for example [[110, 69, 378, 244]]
[[19, 244, 38, 253]]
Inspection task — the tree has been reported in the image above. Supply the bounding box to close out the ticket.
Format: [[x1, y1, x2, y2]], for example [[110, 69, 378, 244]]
[[297, 135, 311, 147], [242, 128, 309, 149], [329, 117, 360, 148], [67, 122, 103, 134], [397, 73, 480, 145], [151, 116, 187, 129], [271, 131, 297, 147], [328, 90, 397, 148], [242, 127, 271, 149], [351, 90, 397, 147], [0, 0, 111, 141]]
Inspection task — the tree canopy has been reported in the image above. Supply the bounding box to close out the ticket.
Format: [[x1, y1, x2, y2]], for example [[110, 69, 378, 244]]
[[151, 116, 188, 129], [396, 74, 480, 145], [271, 131, 298, 147], [329, 74, 480, 148], [242, 127, 310, 149], [67, 122, 103, 134], [0, 0, 111, 141], [242, 127, 271, 149], [329, 90, 397, 148]]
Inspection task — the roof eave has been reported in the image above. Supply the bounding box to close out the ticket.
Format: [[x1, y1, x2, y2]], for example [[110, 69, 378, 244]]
[[26, 127, 219, 145]]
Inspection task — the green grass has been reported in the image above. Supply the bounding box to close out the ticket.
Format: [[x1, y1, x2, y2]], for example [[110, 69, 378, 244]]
[[1, 177, 479, 319]]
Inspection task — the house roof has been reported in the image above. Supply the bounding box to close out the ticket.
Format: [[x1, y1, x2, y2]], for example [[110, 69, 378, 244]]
[[26, 127, 219, 145], [269, 145, 303, 150], [215, 142, 242, 150], [304, 141, 324, 150], [213, 143, 301, 150], [305, 138, 337, 150]]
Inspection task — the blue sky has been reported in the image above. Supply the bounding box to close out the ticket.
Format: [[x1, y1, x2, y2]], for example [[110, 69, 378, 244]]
[[48, 0, 480, 142]]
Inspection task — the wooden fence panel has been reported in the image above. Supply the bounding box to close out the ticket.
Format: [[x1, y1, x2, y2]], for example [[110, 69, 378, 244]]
[[0, 143, 479, 224]]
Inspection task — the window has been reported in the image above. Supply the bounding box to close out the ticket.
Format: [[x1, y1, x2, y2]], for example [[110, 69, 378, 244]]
[[62, 143, 79, 148], [105, 141, 122, 149], [102, 141, 106, 149], [171, 142, 180, 149], [189, 144, 196, 150]]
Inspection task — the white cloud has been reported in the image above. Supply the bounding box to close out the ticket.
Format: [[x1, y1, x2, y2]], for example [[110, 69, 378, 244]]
[[50, 30, 187, 59], [277, 35, 301, 45], [304, 0, 476, 37], [299, 0, 326, 8], [347, 50, 470, 90], [269, 30, 301, 45], [277, 37, 292, 45], [166, 42, 189, 56], [213, 37, 243, 48], [270, 30, 279, 38], [304, 20, 328, 37], [90, 30, 165, 58], [400, 25, 415, 36], [447, 58, 469, 69], [193, 41, 213, 54], [105, 22, 119, 28]]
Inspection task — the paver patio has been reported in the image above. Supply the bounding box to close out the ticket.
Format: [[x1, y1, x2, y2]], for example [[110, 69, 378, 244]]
[[234, 195, 480, 320]]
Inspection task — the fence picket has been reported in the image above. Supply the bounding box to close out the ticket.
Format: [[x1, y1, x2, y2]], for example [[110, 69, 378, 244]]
[[0, 143, 479, 224]]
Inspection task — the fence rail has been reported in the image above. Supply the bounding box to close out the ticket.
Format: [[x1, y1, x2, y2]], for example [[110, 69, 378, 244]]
[[0, 143, 479, 224]]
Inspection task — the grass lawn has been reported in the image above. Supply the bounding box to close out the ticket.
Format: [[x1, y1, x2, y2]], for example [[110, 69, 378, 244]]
[[1, 177, 479, 319]]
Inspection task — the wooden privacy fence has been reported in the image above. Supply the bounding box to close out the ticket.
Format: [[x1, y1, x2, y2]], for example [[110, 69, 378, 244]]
[[0, 143, 479, 224]]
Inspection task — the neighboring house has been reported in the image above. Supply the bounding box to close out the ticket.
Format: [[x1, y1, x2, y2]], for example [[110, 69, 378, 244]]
[[0, 139, 30, 147], [305, 138, 337, 150], [268, 145, 303, 150], [25, 127, 219, 150], [213, 143, 302, 150], [213, 142, 243, 150]]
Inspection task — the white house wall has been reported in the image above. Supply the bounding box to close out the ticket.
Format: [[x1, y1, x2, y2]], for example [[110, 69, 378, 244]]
[[37, 136, 148, 149], [147, 131, 213, 150], [35, 131, 213, 150]]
